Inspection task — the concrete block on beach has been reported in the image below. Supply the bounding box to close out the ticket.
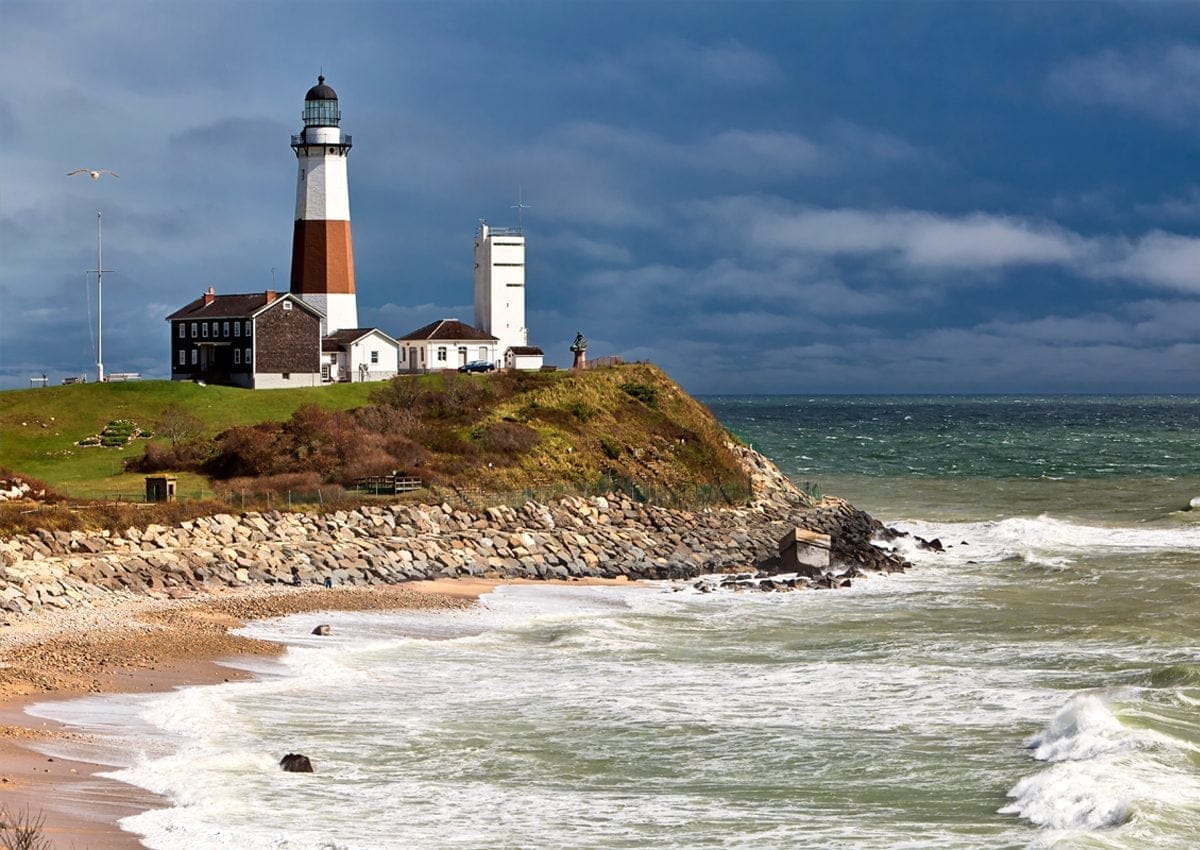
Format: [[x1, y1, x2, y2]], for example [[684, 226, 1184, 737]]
[[780, 527, 831, 576]]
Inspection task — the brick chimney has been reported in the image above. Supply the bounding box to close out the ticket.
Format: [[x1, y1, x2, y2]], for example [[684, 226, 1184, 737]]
[[203, 286, 215, 306], [265, 289, 277, 304]]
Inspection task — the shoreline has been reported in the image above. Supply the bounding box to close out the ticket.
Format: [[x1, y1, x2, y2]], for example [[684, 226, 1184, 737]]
[[0, 577, 630, 849]]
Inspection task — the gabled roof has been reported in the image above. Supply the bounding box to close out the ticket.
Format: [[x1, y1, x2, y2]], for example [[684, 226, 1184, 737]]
[[166, 291, 324, 322], [322, 327, 399, 352], [507, 346, 544, 356], [398, 319, 497, 342]]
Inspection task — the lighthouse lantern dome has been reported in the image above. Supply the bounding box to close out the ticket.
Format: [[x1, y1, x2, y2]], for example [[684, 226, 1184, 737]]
[[303, 76, 340, 127]]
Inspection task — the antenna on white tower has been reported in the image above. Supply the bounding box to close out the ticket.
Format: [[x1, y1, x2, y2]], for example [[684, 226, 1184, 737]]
[[510, 187, 530, 234]]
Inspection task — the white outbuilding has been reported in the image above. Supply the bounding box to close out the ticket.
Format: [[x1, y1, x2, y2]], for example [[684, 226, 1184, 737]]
[[505, 345, 545, 371], [321, 327, 400, 382], [398, 318, 499, 372]]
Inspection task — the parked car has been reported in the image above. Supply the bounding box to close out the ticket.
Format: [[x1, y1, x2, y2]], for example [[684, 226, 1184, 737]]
[[458, 360, 496, 373]]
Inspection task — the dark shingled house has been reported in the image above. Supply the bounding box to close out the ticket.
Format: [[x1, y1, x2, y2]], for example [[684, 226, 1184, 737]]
[[166, 288, 324, 388]]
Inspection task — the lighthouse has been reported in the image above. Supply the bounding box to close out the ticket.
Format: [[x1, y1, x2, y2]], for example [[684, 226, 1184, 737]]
[[290, 76, 358, 335]]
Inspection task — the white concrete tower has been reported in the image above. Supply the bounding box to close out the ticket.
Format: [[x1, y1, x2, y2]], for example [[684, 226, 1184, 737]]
[[473, 222, 527, 359], [290, 75, 358, 335]]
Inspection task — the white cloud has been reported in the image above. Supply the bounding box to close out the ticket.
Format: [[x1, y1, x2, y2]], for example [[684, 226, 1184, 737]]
[[690, 196, 1200, 293], [699, 199, 1082, 271], [1048, 44, 1200, 126], [1110, 232, 1200, 292]]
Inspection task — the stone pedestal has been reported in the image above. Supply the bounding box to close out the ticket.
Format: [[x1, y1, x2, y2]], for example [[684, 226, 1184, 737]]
[[779, 527, 831, 577]]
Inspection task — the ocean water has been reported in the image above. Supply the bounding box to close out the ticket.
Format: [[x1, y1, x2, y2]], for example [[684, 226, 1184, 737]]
[[31, 395, 1200, 849]]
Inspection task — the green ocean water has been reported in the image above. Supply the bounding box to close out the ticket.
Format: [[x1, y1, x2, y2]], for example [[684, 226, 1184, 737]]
[[36, 395, 1200, 849], [708, 395, 1200, 523]]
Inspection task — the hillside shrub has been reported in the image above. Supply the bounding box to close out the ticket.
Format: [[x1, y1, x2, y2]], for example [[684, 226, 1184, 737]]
[[566, 401, 596, 422], [475, 421, 540, 457], [0, 804, 52, 850], [600, 436, 622, 459], [155, 404, 204, 448], [620, 382, 659, 408]]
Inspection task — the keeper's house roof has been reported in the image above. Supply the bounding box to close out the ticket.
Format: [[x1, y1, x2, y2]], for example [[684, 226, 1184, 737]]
[[398, 319, 497, 342], [322, 328, 399, 352], [507, 345, 544, 356], [166, 290, 323, 321]]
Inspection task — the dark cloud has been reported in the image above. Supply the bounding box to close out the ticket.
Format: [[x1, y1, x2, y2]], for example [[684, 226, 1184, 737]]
[[2, 3, 1199, 392]]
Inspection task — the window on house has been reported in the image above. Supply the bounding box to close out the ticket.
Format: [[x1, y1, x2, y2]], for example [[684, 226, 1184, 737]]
[[400, 348, 406, 362], [282, 372, 291, 380], [191, 349, 198, 365], [244, 321, 251, 336], [178, 324, 185, 339], [212, 321, 219, 336], [202, 323, 208, 338], [191, 322, 198, 337], [244, 348, 251, 365], [223, 321, 230, 336], [479, 347, 487, 360], [234, 322, 240, 337], [234, 349, 241, 365], [420, 348, 425, 363], [178, 350, 185, 366], [283, 301, 293, 311], [370, 350, 378, 364], [437, 346, 447, 362]]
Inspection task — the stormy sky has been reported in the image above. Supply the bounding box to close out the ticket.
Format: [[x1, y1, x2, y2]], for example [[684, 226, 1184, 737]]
[[2, 0, 1199, 393]]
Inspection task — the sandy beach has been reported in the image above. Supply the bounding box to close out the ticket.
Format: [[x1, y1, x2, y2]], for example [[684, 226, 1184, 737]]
[[0, 578, 623, 849]]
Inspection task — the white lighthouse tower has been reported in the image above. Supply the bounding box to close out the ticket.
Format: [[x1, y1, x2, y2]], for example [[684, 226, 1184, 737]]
[[290, 76, 358, 335], [473, 222, 527, 358]]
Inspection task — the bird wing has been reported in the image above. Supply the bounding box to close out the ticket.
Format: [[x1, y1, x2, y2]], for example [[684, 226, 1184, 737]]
[[102, 170, 120, 178], [67, 169, 88, 176]]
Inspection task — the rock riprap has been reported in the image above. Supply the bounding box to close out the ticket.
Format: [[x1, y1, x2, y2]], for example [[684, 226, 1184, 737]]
[[0, 449, 912, 617]]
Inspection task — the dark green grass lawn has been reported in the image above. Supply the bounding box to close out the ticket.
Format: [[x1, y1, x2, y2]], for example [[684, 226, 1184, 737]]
[[0, 380, 378, 497]]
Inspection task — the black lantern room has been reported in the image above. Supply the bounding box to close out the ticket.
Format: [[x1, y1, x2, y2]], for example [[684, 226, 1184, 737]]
[[303, 76, 340, 127]]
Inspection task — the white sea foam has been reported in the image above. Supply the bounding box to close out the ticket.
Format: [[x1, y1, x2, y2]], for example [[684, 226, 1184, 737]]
[[1001, 761, 1134, 830], [891, 514, 1200, 568], [1025, 695, 1132, 762], [1001, 692, 1200, 838]]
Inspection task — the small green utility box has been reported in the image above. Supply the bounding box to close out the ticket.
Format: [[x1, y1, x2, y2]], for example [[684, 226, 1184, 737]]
[[145, 474, 177, 503]]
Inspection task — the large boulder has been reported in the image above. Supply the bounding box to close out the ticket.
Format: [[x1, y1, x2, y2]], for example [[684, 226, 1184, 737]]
[[280, 753, 314, 773]]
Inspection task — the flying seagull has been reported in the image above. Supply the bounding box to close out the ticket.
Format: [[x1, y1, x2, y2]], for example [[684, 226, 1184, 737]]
[[67, 168, 119, 180]]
